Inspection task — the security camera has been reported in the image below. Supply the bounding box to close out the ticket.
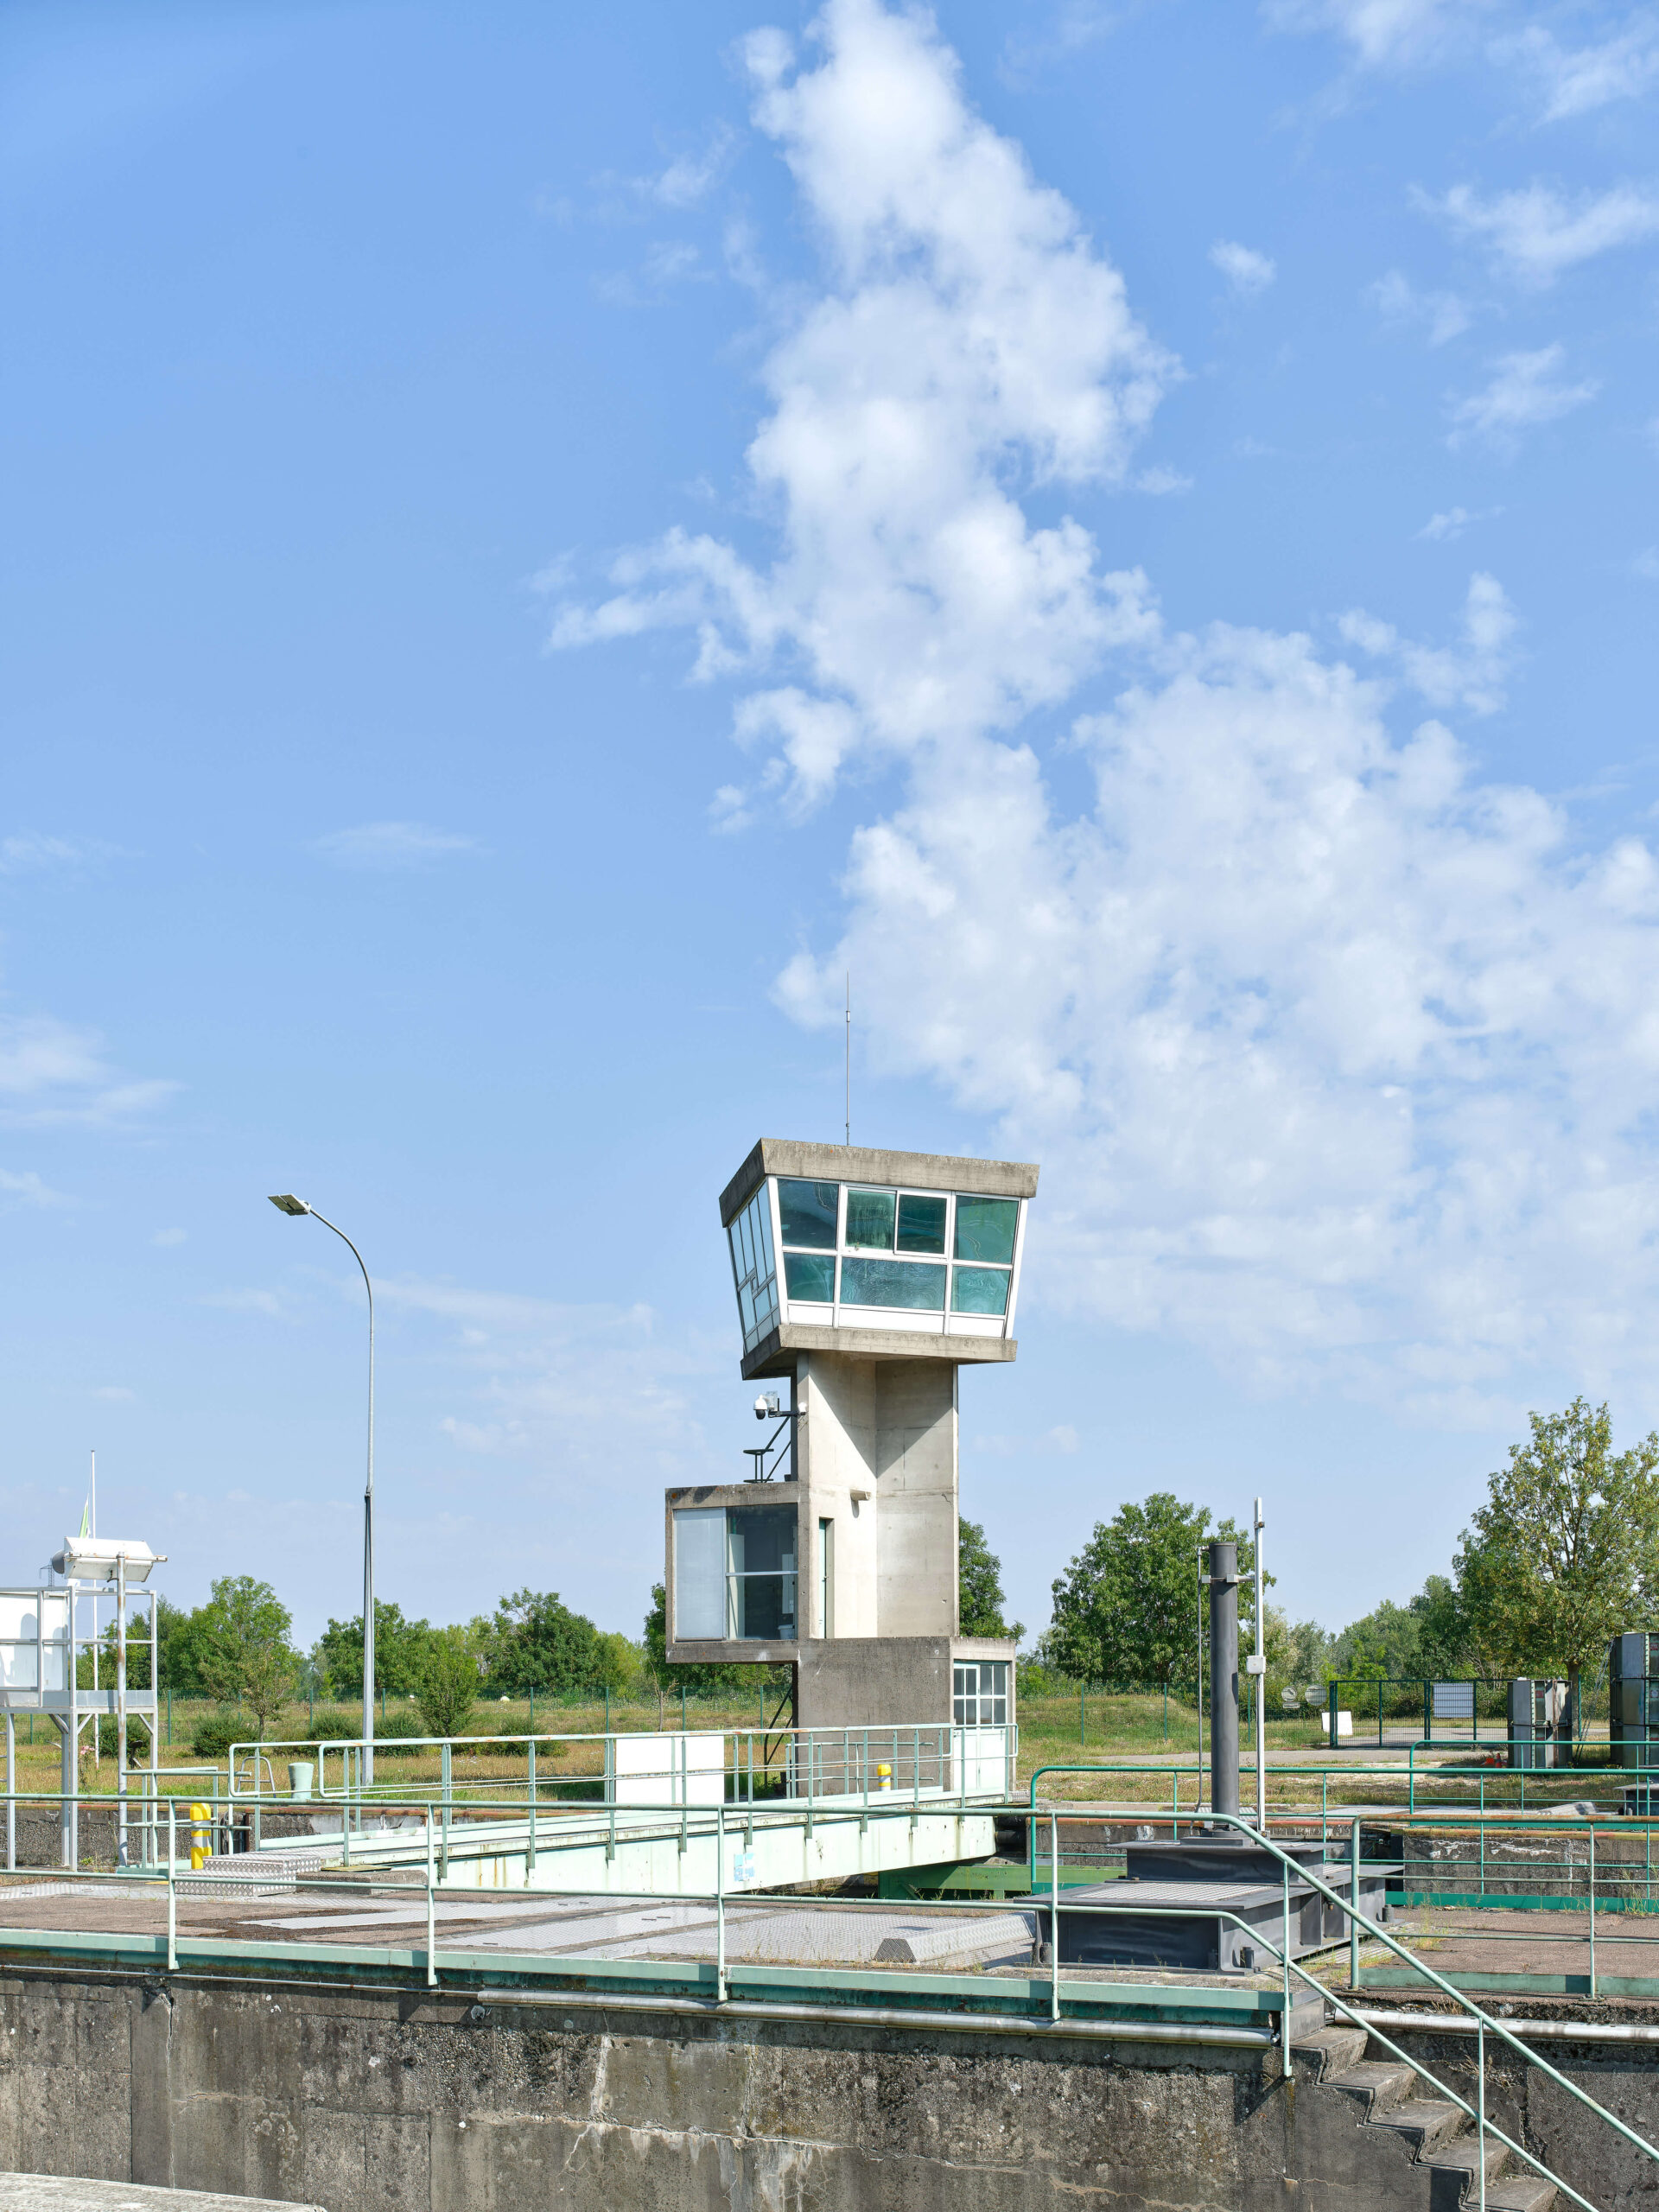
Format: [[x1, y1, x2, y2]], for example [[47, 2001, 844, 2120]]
[[754, 1393, 781, 1420]]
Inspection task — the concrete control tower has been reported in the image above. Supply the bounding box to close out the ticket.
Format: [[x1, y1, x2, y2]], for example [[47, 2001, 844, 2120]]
[[664, 1140, 1038, 1733]]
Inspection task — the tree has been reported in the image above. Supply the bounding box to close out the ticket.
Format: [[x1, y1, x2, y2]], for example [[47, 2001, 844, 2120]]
[[1452, 1397, 1659, 1713], [415, 1628, 480, 1738], [958, 1519, 1023, 1640], [315, 1600, 434, 1698], [480, 1589, 603, 1693], [196, 1576, 296, 1738], [1332, 1576, 1468, 1684], [1046, 1493, 1256, 1688]]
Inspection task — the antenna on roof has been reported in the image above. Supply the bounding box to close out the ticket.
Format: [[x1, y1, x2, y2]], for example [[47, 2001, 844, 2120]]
[[844, 972, 851, 1147]]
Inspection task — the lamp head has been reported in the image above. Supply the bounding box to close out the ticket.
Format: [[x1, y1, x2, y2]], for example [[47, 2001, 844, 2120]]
[[268, 1194, 311, 1217]]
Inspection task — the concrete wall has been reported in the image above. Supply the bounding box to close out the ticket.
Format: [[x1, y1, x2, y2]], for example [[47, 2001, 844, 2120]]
[[5, 1967, 1656, 2210], [795, 1353, 957, 1644]]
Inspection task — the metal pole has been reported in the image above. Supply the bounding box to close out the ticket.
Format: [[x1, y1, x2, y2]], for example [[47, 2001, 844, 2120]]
[[3, 1713, 12, 1872], [116, 1553, 128, 1865], [1281, 1858, 1292, 2063], [1207, 1542, 1239, 1822], [716, 1802, 727, 2004], [283, 1204, 376, 1789], [1050, 1812, 1060, 2023], [426, 1812, 436, 1988], [1478, 2021, 1486, 2212], [1252, 1498, 1266, 1831], [167, 1801, 176, 1973], [1589, 1827, 1597, 1999], [1350, 1817, 1361, 1990], [527, 1740, 537, 1878]]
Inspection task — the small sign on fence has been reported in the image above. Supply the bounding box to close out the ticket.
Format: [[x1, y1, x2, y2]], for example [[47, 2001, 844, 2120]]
[[1432, 1681, 1476, 1720]]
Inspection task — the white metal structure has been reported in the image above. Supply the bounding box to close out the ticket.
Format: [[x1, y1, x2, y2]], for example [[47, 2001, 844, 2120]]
[[0, 1535, 164, 1871]]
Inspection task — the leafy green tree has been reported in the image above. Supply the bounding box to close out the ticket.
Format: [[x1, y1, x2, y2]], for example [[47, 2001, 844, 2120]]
[[197, 1576, 297, 1738], [958, 1518, 1023, 1640], [1452, 1398, 1659, 1713], [415, 1628, 480, 1738], [479, 1588, 603, 1693], [315, 1600, 434, 1698], [1332, 1576, 1468, 1684], [1047, 1493, 1256, 1688]]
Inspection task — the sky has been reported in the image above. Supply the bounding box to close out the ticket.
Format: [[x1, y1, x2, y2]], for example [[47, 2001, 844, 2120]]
[[3, 0, 1658, 1652]]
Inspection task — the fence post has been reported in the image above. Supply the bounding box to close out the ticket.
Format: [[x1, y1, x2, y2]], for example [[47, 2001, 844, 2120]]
[[1050, 1812, 1061, 2024], [426, 1813, 437, 1989], [1478, 2021, 1486, 2212], [1377, 1679, 1382, 1749], [167, 1801, 177, 1973], [715, 1802, 727, 2004], [1350, 1817, 1361, 1990], [1589, 1826, 1597, 1999], [1078, 1681, 1084, 1747], [526, 1742, 537, 1881], [1423, 1680, 1431, 1745], [1471, 1679, 1478, 1748]]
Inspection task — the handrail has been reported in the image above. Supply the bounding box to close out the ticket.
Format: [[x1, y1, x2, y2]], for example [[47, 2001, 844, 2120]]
[[1027, 1780, 1658, 2209]]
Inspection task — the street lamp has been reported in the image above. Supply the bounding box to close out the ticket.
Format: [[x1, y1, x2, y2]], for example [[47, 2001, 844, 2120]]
[[269, 1194, 377, 1784]]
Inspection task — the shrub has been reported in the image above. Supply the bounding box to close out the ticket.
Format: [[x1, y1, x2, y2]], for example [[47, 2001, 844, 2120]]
[[372, 1711, 427, 1755], [416, 1630, 480, 1738], [189, 1712, 241, 1759], [90, 1715, 151, 1764], [306, 1713, 361, 1743]]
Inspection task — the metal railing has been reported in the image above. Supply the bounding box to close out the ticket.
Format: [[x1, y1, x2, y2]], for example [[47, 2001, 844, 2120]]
[[1024, 1782, 1659, 2211]]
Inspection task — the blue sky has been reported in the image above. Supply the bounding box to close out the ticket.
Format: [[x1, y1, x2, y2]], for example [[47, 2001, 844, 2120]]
[[3, 0, 1658, 1649]]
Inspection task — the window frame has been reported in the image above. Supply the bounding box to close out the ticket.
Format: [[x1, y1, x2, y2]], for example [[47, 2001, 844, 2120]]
[[771, 1179, 1026, 1337]]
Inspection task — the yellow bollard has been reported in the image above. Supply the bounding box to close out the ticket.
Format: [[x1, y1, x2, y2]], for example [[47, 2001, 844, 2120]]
[[188, 1802, 213, 1872], [875, 1763, 892, 1792]]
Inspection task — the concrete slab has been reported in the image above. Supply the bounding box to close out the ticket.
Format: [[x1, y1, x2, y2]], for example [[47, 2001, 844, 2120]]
[[0, 2180, 325, 2210]]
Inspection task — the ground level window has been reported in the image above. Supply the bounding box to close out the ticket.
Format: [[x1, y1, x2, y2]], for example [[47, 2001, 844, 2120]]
[[953, 1659, 1008, 1726]]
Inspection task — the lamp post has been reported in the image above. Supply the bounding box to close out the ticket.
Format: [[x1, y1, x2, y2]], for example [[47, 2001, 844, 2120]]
[[269, 1194, 376, 1785]]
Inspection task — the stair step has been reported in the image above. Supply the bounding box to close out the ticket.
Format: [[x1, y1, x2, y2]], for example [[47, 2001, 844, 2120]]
[[1327, 2060, 1419, 2117], [1369, 2096, 1472, 2158], [1479, 2175, 1557, 2212], [1294, 2024, 1369, 2080]]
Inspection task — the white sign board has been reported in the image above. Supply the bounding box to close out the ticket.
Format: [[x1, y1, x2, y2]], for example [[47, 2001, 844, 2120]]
[[607, 1730, 726, 1808], [1432, 1681, 1475, 1720]]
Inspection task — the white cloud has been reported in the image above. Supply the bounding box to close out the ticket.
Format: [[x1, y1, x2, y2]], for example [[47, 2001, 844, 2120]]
[[0, 1014, 174, 1124], [0, 1166, 70, 1207], [1423, 181, 1659, 287], [1416, 505, 1500, 542], [1338, 570, 1517, 714], [558, 0, 1659, 1410], [550, 0, 1176, 816], [1446, 344, 1599, 451], [1367, 269, 1471, 346], [382, 1277, 719, 1481], [1135, 465, 1193, 495], [310, 822, 480, 870], [1211, 239, 1276, 296], [1498, 20, 1659, 121], [152, 1226, 188, 1247], [1262, 0, 1481, 71], [635, 122, 737, 208], [0, 833, 95, 874]]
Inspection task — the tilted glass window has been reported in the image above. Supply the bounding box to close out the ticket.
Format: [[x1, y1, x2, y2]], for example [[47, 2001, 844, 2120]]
[[953, 1658, 1009, 1726], [673, 1509, 727, 1641], [784, 1251, 836, 1302], [728, 1506, 797, 1641], [840, 1256, 946, 1310], [950, 1264, 1010, 1316], [954, 1195, 1019, 1265], [844, 1187, 896, 1250], [728, 1187, 779, 1352], [896, 1192, 947, 1254], [779, 1178, 839, 1249]]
